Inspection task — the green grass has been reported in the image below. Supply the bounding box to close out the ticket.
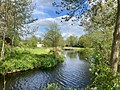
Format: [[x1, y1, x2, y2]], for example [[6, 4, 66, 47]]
[[63, 47, 93, 51], [14, 47, 50, 54], [27, 47, 50, 54], [63, 47, 81, 50]]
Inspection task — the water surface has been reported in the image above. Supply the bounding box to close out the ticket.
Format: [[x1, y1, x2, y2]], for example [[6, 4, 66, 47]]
[[0, 51, 92, 90]]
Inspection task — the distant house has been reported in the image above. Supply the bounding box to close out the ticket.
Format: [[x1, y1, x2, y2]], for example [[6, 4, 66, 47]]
[[37, 42, 43, 47]]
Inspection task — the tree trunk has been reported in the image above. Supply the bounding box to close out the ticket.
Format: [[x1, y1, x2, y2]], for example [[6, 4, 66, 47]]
[[1, 33, 5, 61], [110, 0, 120, 73]]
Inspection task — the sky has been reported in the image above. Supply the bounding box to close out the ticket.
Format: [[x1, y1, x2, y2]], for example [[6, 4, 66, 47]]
[[30, 0, 85, 39]]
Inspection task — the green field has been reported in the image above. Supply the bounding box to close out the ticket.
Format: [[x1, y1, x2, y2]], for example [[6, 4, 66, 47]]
[[15, 47, 50, 54]]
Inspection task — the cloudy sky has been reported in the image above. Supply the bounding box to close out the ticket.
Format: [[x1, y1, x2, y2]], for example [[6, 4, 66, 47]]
[[30, 0, 85, 39]]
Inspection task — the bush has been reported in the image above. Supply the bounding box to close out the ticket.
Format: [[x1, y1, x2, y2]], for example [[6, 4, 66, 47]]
[[86, 49, 120, 90], [40, 54, 57, 69], [78, 48, 93, 60], [49, 50, 64, 62]]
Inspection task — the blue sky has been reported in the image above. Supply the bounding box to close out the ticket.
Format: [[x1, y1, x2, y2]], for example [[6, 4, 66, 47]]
[[30, 0, 85, 39]]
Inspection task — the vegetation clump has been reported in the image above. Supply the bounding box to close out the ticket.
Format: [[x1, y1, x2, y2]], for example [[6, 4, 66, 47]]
[[78, 48, 93, 60], [0, 48, 64, 74], [44, 83, 76, 90], [44, 83, 61, 90]]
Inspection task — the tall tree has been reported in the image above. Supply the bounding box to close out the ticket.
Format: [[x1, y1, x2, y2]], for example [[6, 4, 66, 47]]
[[43, 22, 64, 50], [110, 0, 120, 73], [0, 0, 35, 61], [66, 35, 78, 47]]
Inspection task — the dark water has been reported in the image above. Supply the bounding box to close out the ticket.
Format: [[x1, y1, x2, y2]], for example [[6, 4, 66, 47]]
[[0, 51, 92, 90]]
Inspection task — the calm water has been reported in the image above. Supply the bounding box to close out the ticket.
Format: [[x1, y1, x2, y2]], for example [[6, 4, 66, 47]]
[[0, 51, 92, 90]]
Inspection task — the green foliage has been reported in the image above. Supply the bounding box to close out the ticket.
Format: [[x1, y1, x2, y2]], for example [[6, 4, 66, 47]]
[[85, 49, 120, 90], [55, 0, 120, 89], [78, 34, 93, 48], [0, 47, 64, 74], [48, 50, 64, 63], [0, 0, 36, 61], [44, 83, 78, 90], [66, 35, 78, 47], [23, 36, 42, 48], [67, 51, 77, 59], [39, 54, 57, 69], [43, 22, 64, 47], [27, 35, 38, 47], [44, 83, 61, 90], [78, 48, 93, 60], [83, 31, 119, 90]]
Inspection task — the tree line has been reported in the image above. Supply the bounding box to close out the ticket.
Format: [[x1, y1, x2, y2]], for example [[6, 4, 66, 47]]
[[22, 22, 92, 49]]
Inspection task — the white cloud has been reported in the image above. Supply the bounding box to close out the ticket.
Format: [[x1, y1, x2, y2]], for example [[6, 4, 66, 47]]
[[29, 15, 85, 38], [31, 0, 62, 19], [32, 9, 50, 18], [33, 10, 46, 15]]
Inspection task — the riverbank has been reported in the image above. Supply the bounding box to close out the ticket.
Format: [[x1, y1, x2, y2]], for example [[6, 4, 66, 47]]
[[0, 50, 91, 90], [63, 47, 93, 60], [0, 47, 64, 74], [77, 48, 93, 60]]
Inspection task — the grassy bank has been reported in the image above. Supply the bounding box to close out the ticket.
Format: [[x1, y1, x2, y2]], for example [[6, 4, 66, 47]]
[[0, 47, 64, 74]]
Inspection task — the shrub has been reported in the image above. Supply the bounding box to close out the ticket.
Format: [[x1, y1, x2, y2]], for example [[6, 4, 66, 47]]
[[78, 48, 93, 60], [40, 55, 57, 69], [86, 49, 120, 90]]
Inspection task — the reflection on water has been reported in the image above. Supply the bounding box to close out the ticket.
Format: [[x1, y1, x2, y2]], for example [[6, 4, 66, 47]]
[[66, 51, 77, 59], [66, 50, 88, 60], [0, 51, 92, 90], [78, 52, 87, 60]]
